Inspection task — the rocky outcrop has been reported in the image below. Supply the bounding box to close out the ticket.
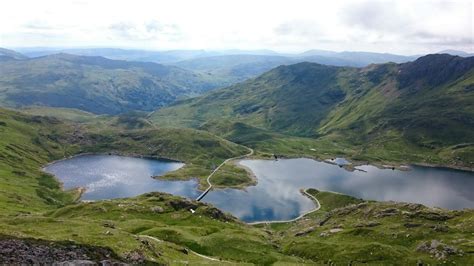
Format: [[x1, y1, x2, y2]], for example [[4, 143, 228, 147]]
[[0, 237, 124, 265], [166, 199, 199, 211], [202, 207, 235, 222], [416, 240, 461, 260]]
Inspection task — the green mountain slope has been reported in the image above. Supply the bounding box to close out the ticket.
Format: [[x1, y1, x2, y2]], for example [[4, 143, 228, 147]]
[[152, 62, 347, 136], [318, 54, 474, 147], [0, 53, 221, 114], [151, 54, 474, 168]]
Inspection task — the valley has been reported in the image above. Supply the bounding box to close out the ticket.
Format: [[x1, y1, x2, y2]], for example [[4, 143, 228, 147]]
[[0, 47, 473, 264]]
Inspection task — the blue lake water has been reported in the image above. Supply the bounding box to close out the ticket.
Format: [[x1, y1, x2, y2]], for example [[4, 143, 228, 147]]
[[204, 159, 474, 222], [43, 154, 198, 200], [44, 155, 474, 223]]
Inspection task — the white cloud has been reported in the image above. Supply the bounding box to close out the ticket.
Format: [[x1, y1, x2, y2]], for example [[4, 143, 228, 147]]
[[0, 0, 472, 54]]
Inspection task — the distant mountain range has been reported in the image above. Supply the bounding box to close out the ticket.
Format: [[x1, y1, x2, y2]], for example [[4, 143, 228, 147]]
[[15, 48, 283, 63], [172, 52, 417, 86], [0, 53, 222, 114], [13, 47, 471, 86], [1, 47, 472, 118]]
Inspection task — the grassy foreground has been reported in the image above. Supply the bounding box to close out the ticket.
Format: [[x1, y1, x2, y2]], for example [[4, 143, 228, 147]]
[[0, 107, 473, 264], [262, 189, 474, 264]]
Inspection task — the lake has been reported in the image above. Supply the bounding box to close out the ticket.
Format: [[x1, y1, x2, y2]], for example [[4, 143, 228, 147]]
[[44, 155, 474, 223], [204, 159, 474, 222], [43, 154, 199, 200]]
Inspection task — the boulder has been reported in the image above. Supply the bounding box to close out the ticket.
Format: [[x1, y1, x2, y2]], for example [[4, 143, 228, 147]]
[[416, 240, 459, 260], [150, 206, 164, 213], [294, 227, 315, 237]]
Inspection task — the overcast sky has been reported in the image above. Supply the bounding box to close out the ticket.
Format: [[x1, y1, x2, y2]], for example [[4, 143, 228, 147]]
[[0, 0, 472, 55]]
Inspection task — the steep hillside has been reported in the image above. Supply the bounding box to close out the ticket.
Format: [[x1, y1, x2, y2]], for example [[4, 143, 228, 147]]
[[0, 54, 221, 114], [151, 54, 474, 168], [319, 54, 474, 146], [152, 62, 347, 136]]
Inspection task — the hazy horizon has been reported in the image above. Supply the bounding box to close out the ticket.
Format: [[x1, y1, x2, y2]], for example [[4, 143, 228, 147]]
[[5, 46, 472, 57], [1, 0, 472, 56]]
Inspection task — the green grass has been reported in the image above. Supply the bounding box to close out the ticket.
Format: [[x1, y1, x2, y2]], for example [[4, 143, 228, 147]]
[[20, 106, 100, 123], [306, 188, 364, 211], [211, 162, 256, 188], [0, 53, 223, 114], [0, 107, 473, 264], [270, 190, 474, 264], [151, 57, 474, 170], [0, 193, 305, 264], [0, 108, 81, 215]]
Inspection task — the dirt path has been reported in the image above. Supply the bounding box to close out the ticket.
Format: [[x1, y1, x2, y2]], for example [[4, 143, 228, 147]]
[[196, 146, 254, 201], [139, 235, 227, 263]]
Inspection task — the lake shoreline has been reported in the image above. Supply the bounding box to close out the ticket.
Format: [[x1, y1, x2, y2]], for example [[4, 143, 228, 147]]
[[252, 153, 473, 173], [42, 153, 186, 201], [43, 152, 184, 169], [247, 188, 321, 225], [209, 159, 259, 190]]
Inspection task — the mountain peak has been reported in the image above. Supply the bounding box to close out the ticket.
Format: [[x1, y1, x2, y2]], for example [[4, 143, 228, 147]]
[[398, 53, 474, 88]]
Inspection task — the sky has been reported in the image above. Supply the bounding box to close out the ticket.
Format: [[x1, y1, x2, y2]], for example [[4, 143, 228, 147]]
[[0, 0, 472, 55]]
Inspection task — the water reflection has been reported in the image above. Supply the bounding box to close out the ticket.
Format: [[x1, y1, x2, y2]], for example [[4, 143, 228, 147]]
[[203, 159, 474, 222], [44, 155, 199, 200], [45, 155, 474, 223]]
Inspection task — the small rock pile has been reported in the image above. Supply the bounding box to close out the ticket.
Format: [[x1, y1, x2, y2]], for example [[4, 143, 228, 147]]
[[416, 240, 461, 260]]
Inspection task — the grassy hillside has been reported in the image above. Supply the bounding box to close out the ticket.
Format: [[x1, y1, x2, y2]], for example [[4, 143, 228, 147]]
[[0, 54, 222, 114], [151, 54, 474, 168], [0, 108, 81, 215], [265, 189, 474, 264], [0, 107, 473, 264], [0, 192, 305, 265], [152, 62, 346, 136], [0, 108, 248, 214]]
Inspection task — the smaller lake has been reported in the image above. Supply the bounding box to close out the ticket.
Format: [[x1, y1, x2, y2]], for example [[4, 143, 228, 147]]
[[43, 155, 200, 200]]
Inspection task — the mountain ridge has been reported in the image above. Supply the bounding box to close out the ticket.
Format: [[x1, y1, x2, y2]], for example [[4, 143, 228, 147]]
[[0, 53, 222, 114], [151, 54, 474, 168]]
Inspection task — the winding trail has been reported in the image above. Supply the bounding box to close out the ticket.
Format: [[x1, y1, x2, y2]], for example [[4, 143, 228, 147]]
[[247, 188, 321, 225], [194, 146, 323, 224], [139, 235, 227, 263], [196, 146, 254, 201], [142, 118, 321, 224]]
